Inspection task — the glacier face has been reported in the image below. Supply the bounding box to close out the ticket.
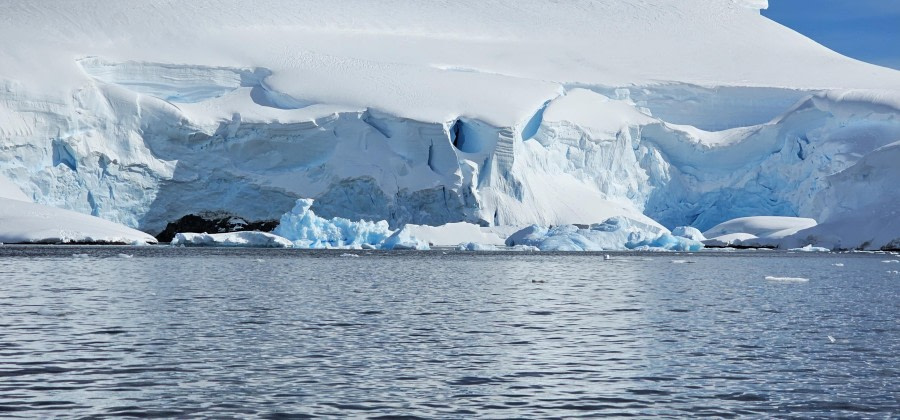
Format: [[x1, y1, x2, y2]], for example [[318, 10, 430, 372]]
[[1, 0, 899, 243]]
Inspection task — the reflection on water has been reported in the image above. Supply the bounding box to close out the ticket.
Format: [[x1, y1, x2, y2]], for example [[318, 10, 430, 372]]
[[0, 247, 897, 417]]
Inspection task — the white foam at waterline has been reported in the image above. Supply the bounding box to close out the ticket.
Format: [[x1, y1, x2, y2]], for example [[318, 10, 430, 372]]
[[764, 276, 809, 282]]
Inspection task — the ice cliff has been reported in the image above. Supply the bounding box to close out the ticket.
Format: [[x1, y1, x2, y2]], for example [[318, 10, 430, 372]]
[[1, 0, 899, 249]]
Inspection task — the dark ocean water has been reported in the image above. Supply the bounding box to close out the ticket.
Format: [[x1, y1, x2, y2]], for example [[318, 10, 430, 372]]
[[0, 246, 898, 418]]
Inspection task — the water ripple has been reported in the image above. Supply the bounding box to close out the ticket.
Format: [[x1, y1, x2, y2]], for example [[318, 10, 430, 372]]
[[0, 246, 897, 417]]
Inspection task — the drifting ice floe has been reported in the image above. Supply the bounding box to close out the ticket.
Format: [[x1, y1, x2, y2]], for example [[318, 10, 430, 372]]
[[764, 276, 810, 283], [172, 231, 293, 248], [456, 242, 498, 251], [505, 217, 703, 251], [789, 245, 830, 252]]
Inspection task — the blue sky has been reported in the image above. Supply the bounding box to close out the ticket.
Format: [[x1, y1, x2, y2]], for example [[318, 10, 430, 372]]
[[762, 0, 900, 70]]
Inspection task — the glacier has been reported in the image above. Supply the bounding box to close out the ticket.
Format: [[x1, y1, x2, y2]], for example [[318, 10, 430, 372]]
[[1, 0, 899, 250]]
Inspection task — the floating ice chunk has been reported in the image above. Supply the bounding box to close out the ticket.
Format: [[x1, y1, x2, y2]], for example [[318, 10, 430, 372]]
[[671, 260, 696, 264], [703, 216, 817, 248], [672, 226, 706, 241], [404, 223, 505, 248], [172, 231, 293, 248], [882, 260, 900, 263], [505, 217, 700, 252], [832, 263, 844, 267], [764, 276, 809, 282], [340, 253, 360, 257], [274, 199, 393, 249], [116, 253, 134, 258], [381, 226, 430, 250], [703, 232, 759, 247], [628, 233, 704, 252], [704, 216, 817, 242], [789, 245, 830, 252], [828, 335, 836, 343], [456, 242, 498, 251], [510, 245, 540, 252]]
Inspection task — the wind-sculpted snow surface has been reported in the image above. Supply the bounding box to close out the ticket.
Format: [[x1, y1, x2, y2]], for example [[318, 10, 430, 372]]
[[0, 175, 156, 244], [1, 0, 899, 249]]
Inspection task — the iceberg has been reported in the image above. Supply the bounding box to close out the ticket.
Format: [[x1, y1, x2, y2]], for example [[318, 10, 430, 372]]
[[274, 199, 394, 249], [172, 231, 292, 248], [672, 226, 706, 242], [456, 242, 498, 251], [402, 222, 508, 248], [273, 198, 429, 250], [380, 226, 431, 251], [703, 216, 817, 248], [505, 217, 703, 252], [788, 245, 830, 253]]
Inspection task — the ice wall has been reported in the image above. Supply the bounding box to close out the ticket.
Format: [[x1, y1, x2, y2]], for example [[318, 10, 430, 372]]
[[2, 64, 899, 239], [1, 0, 899, 244]]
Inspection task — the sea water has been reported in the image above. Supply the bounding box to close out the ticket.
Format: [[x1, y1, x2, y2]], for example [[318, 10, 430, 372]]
[[0, 247, 897, 417]]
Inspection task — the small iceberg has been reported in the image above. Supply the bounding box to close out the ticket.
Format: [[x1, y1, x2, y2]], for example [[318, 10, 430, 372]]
[[789, 244, 830, 252], [456, 242, 498, 251], [274, 199, 428, 250], [765, 276, 810, 282], [505, 217, 703, 251], [172, 231, 293, 248]]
